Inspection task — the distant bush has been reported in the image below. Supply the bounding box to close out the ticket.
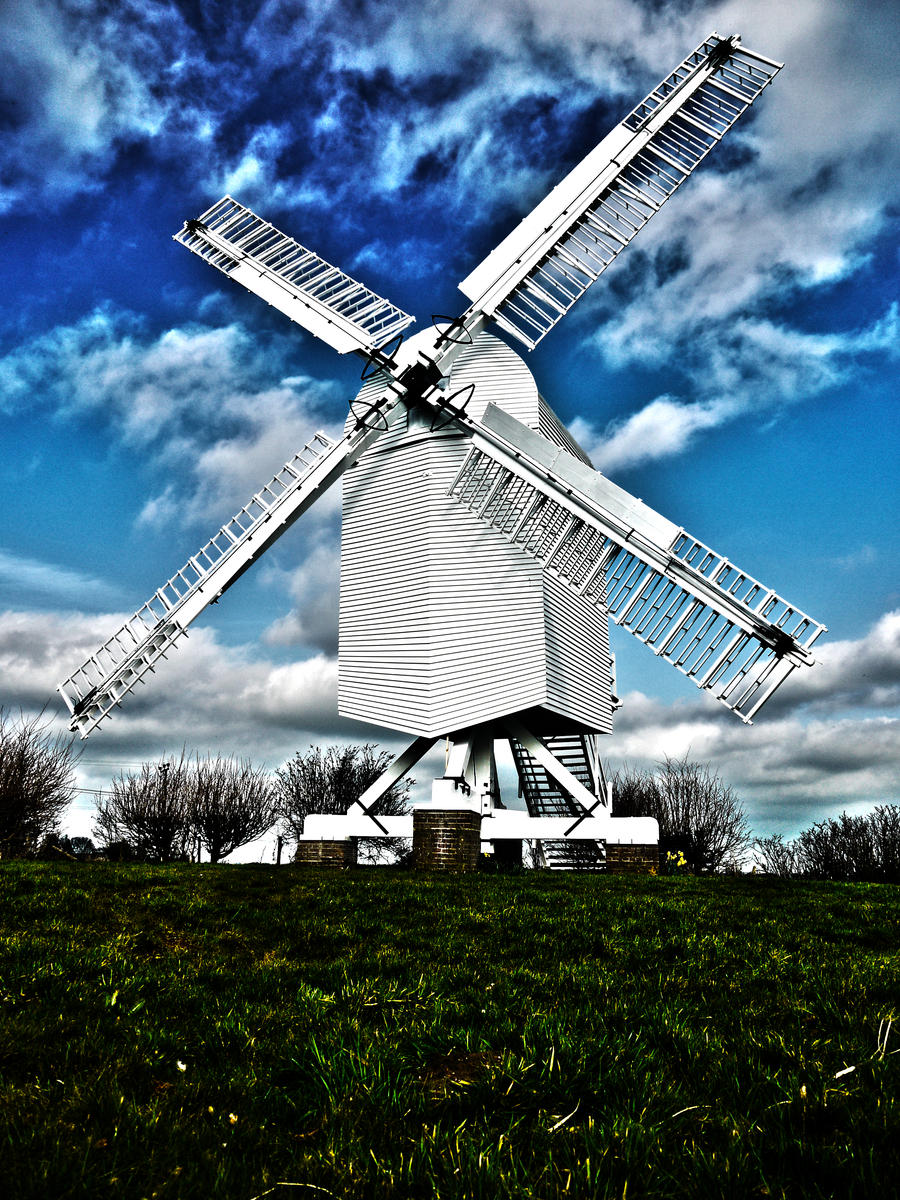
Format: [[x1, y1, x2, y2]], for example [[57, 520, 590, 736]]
[[753, 833, 805, 878], [94, 753, 192, 863], [612, 755, 750, 873], [94, 752, 276, 863], [190, 754, 276, 863], [800, 806, 900, 882], [35, 834, 97, 862], [100, 839, 136, 863], [754, 806, 900, 882]]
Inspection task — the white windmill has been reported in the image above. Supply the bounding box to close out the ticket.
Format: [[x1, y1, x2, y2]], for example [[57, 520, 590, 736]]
[[58, 34, 825, 870]]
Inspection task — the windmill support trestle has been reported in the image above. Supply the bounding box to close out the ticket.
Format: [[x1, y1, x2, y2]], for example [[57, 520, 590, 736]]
[[296, 720, 659, 872]]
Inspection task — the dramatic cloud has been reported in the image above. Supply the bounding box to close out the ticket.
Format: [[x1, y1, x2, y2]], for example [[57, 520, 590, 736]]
[[262, 539, 341, 656], [607, 612, 900, 835], [566, 1, 900, 466], [0, 306, 343, 526], [0, 0, 208, 213], [0, 608, 391, 773], [574, 304, 898, 471]]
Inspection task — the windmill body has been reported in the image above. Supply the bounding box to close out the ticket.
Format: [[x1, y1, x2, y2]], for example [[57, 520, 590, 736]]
[[340, 331, 614, 739], [57, 34, 826, 868]]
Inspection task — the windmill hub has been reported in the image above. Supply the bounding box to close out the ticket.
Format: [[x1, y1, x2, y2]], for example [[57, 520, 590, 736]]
[[58, 34, 825, 872]]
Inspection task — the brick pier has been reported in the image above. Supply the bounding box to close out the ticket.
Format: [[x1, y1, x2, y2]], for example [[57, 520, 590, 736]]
[[413, 809, 482, 872], [606, 843, 659, 874], [293, 839, 357, 869]]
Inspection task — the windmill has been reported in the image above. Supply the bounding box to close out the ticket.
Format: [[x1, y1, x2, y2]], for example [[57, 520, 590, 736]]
[[58, 34, 825, 870]]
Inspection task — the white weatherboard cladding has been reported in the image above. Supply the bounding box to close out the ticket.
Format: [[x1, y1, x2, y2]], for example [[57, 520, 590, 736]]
[[544, 572, 613, 732], [340, 433, 547, 734], [446, 334, 543, 428], [339, 333, 613, 735]]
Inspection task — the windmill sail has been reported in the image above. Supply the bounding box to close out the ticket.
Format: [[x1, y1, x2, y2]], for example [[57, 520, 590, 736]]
[[459, 34, 782, 349], [59, 395, 402, 738], [448, 405, 824, 721], [175, 197, 414, 355]]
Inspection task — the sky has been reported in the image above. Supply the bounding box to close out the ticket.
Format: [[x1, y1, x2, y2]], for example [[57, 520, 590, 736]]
[[1, 0, 897, 858]]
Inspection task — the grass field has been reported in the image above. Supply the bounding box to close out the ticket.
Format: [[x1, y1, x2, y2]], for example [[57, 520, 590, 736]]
[[1, 864, 898, 1199]]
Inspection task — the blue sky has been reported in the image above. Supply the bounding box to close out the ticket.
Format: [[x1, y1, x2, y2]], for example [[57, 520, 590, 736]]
[[1, 0, 897, 852]]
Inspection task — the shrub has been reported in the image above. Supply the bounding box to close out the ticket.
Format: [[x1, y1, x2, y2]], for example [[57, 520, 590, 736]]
[[612, 755, 750, 873], [754, 806, 900, 882], [753, 833, 805, 878], [94, 753, 192, 863], [189, 755, 275, 863], [274, 743, 411, 864], [798, 805, 900, 883], [0, 711, 77, 857]]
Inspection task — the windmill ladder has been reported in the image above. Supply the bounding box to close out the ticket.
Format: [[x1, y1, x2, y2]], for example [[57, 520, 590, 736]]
[[511, 734, 606, 870]]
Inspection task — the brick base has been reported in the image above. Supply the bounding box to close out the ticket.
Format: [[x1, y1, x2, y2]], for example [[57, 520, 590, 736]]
[[413, 809, 481, 872], [293, 839, 357, 869], [606, 843, 659, 874]]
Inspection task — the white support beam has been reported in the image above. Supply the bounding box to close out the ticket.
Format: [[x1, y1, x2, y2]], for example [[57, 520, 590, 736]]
[[300, 810, 658, 843], [471, 732, 499, 815], [350, 735, 437, 817]]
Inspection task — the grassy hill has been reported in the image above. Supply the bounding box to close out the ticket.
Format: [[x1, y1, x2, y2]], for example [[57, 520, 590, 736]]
[[1, 864, 898, 1198]]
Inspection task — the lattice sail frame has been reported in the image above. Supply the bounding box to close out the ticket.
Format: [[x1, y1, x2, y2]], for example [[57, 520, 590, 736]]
[[448, 405, 824, 722], [174, 196, 414, 355], [58, 369, 406, 738], [459, 34, 782, 348]]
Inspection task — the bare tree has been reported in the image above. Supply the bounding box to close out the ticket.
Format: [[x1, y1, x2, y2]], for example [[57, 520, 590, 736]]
[[753, 833, 805, 877], [188, 755, 275, 863], [612, 755, 750, 873], [94, 753, 191, 862], [0, 710, 77, 856], [274, 743, 411, 864]]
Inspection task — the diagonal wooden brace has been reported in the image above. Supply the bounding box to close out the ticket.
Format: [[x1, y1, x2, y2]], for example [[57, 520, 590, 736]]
[[503, 717, 609, 835], [349, 735, 438, 832]]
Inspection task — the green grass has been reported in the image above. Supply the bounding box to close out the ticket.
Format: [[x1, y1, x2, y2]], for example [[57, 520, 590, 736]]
[[1, 865, 898, 1199]]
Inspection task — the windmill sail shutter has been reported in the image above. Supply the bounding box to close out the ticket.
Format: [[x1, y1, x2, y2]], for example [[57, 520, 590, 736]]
[[459, 35, 782, 349], [449, 405, 824, 722], [175, 197, 414, 354]]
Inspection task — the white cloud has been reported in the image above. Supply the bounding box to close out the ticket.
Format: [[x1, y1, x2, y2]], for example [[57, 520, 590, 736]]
[[830, 544, 877, 573], [572, 303, 897, 471], [0, 607, 388, 767], [0, 0, 200, 212], [765, 610, 900, 717], [554, 3, 900, 464], [262, 539, 341, 655], [0, 548, 119, 607], [571, 395, 735, 473], [0, 307, 344, 527]]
